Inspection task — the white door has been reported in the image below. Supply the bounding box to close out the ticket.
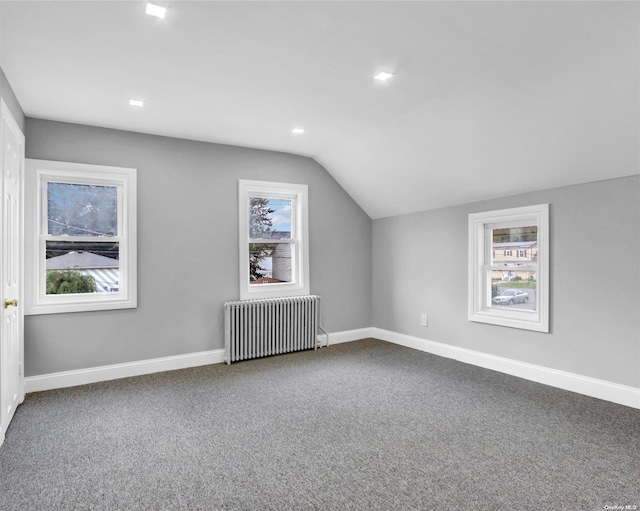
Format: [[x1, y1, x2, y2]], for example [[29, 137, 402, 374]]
[[0, 99, 25, 447]]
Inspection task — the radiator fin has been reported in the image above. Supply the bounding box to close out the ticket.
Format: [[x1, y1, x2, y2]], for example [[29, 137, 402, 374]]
[[224, 295, 320, 364]]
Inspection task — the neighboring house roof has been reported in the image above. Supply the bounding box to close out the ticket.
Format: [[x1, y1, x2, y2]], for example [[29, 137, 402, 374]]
[[46, 251, 119, 270], [81, 268, 120, 293], [493, 242, 538, 249], [46, 252, 119, 292], [82, 268, 119, 292]]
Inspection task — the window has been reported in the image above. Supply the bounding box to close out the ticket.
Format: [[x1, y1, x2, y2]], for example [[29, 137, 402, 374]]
[[238, 180, 309, 300], [468, 204, 549, 332], [25, 159, 137, 314]]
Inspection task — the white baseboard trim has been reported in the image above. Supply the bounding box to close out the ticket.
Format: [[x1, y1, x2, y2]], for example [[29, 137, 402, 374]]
[[25, 349, 225, 393], [370, 327, 640, 410], [24, 327, 640, 410], [318, 327, 374, 346], [25, 328, 369, 393]]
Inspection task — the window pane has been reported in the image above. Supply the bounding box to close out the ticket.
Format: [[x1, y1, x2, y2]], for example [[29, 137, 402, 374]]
[[491, 270, 537, 311], [249, 197, 292, 239], [46, 241, 120, 294], [491, 225, 537, 265], [47, 182, 117, 236], [249, 243, 292, 285]]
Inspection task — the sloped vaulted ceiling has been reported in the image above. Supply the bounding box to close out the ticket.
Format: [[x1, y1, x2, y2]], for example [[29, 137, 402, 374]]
[[1, 1, 638, 218]]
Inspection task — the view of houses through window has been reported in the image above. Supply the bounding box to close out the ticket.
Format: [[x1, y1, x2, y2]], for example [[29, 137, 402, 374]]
[[238, 179, 308, 300], [469, 203, 548, 332], [45, 182, 120, 294], [490, 225, 537, 311], [249, 196, 293, 285]]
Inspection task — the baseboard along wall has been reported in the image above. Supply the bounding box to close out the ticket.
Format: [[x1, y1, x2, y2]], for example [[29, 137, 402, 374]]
[[368, 328, 640, 410], [25, 327, 639, 410], [25, 349, 225, 393]]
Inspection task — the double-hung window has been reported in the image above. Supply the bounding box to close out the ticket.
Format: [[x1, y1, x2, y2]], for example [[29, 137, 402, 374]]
[[25, 159, 137, 314], [468, 204, 549, 332], [238, 180, 309, 300]]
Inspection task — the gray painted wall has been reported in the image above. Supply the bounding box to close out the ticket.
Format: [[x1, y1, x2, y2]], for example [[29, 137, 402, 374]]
[[372, 176, 640, 388], [25, 119, 372, 376], [0, 65, 25, 133], [14, 102, 640, 390]]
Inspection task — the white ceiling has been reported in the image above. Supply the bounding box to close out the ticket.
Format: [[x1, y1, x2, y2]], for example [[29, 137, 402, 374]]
[[1, 1, 638, 219]]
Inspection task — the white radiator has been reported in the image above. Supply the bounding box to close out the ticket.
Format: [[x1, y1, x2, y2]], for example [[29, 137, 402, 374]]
[[224, 295, 321, 364]]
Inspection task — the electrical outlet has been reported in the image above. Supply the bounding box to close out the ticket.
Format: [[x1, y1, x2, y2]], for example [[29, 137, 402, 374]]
[[421, 313, 428, 327]]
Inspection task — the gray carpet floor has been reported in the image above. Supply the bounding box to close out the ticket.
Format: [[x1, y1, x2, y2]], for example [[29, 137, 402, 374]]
[[1, 338, 638, 511]]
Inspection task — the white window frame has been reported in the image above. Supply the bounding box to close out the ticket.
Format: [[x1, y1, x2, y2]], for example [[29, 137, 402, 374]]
[[238, 179, 309, 301], [468, 204, 549, 332], [518, 249, 525, 258], [25, 159, 137, 315]]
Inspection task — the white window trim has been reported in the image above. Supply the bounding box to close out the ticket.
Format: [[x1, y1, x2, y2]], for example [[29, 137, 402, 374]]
[[25, 159, 137, 315], [238, 179, 309, 301], [468, 204, 549, 333]]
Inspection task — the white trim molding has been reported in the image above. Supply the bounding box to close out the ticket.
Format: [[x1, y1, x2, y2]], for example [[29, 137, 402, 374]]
[[25, 349, 225, 393], [25, 329, 368, 393], [317, 327, 374, 347], [24, 328, 640, 410], [370, 328, 640, 410]]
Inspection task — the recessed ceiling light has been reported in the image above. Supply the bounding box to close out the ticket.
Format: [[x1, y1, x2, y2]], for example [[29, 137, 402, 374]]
[[145, 3, 167, 19], [291, 127, 305, 134], [374, 71, 395, 82], [129, 99, 144, 107]]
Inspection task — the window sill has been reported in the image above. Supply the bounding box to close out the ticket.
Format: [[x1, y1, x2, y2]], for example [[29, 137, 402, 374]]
[[26, 296, 137, 315]]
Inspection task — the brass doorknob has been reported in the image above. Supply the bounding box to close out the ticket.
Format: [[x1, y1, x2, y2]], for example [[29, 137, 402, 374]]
[[4, 299, 18, 308]]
